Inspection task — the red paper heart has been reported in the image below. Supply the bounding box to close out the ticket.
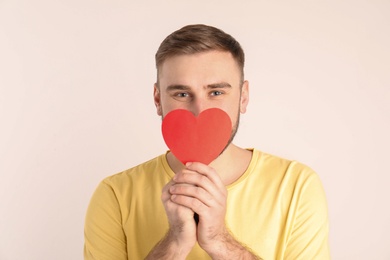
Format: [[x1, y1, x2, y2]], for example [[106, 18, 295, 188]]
[[162, 108, 232, 165]]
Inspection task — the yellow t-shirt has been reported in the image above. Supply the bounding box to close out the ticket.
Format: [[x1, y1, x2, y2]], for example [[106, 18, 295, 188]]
[[84, 149, 330, 259]]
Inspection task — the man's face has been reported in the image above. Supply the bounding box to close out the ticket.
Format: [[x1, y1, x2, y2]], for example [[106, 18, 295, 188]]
[[154, 50, 249, 143]]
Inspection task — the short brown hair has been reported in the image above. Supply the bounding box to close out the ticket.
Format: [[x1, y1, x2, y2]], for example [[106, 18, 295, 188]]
[[155, 24, 245, 81]]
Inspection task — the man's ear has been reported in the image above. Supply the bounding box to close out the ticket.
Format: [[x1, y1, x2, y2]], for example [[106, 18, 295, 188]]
[[240, 80, 249, 114], [154, 83, 162, 116]]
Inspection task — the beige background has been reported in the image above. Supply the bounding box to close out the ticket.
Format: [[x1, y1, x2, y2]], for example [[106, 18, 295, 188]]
[[1, 0, 389, 259]]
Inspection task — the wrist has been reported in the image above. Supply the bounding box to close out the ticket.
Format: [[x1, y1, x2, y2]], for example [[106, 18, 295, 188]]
[[146, 228, 194, 260], [200, 229, 260, 260], [199, 228, 231, 257], [165, 227, 195, 256]]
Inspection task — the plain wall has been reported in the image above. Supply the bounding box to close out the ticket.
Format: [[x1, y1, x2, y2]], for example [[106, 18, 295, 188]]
[[1, 0, 389, 259]]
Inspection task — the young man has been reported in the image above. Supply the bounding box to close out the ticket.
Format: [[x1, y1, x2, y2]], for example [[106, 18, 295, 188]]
[[84, 24, 330, 259]]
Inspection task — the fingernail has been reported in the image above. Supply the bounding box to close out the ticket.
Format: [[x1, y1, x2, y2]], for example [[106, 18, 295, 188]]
[[186, 162, 193, 167]]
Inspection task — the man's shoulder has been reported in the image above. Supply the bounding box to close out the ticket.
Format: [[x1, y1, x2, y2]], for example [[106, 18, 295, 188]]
[[101, 153, 171, 189], [252, 149, 318, 181], [248, 149, 325, 206]]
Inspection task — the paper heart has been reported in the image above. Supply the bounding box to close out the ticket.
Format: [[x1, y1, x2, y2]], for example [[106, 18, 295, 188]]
[[162, 108, 232, 165]]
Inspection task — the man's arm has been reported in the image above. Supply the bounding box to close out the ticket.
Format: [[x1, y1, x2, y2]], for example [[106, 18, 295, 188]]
[[282, 169, 330, 259], [201, 227, 263, 260], [84, 181, 127, 260]]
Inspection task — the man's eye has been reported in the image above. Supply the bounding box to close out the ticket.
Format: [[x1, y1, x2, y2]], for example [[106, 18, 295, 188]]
[[211, 91, 223, 96], [176, 93, 189, 98]]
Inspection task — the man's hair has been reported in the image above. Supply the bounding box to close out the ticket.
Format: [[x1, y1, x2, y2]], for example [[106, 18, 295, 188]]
[[155, 24, 245, 82]]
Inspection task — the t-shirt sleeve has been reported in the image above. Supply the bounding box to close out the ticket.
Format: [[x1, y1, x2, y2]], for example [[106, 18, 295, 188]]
[[284, 171, 330, 259], [84, 180, 127, 260]]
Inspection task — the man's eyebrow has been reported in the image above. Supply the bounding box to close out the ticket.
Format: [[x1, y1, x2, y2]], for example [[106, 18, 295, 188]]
[[166, 84, 191, 91], [165, 82, 232, 91], [206, 82, 232, 89]]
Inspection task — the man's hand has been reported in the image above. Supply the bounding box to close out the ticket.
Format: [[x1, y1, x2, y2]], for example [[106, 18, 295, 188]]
[[148, 162, 261, 259], [162, 179, 198, 242], [169, 162, 229, 255], [169, 162, 261, 259], [146, 178, 197, 259]]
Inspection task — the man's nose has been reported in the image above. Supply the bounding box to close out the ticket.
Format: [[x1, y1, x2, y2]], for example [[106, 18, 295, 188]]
[[190, 97, 207, 116]]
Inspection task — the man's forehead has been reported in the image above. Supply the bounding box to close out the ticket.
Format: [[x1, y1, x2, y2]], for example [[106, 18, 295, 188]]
[[157, 51, 241, 84]]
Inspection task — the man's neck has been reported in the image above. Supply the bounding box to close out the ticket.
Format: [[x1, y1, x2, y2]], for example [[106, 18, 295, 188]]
[[166, 144, 252, 186]]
